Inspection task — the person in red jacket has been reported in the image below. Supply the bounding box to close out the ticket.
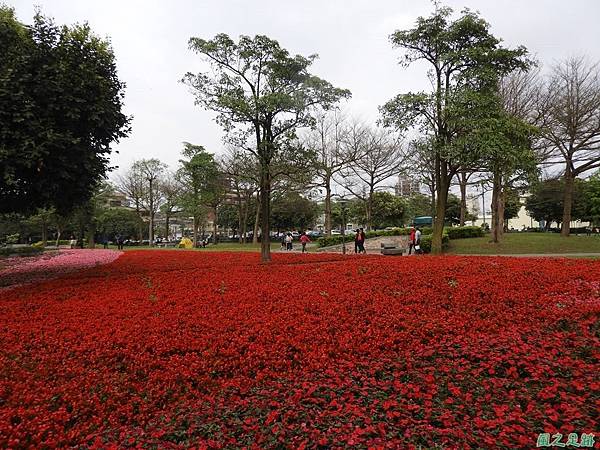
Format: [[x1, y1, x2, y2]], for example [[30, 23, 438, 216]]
[[299, 232, 311, 253], [409, 227, 416, 255]]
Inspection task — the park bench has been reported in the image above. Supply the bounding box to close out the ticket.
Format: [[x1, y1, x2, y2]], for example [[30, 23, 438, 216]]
[[380, 242, 403, 256]]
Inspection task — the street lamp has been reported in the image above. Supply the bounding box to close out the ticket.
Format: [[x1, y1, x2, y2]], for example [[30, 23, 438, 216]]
[[339, 198, 348, 255]]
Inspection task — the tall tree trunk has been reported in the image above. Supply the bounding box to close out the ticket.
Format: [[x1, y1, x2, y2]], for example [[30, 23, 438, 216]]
[[212, 206, 218, 245], [87, 219, 96, 249], [499, 188, 506, 238], [561, 165, 574, 237], [149, 178, 154, 247], [259, 162, 271, 262], [55, 226, 61, 248], [192, 216, 199, 247], [253, 191, 260, 245], [324, 179, 332, 236], [242, 194, 250, 244], [237, 194, 244, 244], [366, 186, 374, 231], [136, 204, 143, 242], [459, 172, 467, 226], [490, 173, 506, 244], [165, 213, 170, 240], [149, 213, 154, 246], [41, 219, 48, 247], [431, 159, 450, 255]]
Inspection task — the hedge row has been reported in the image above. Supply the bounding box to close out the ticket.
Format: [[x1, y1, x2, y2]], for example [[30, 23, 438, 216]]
[[420, 233, 450, 253], [445, 226, 484, 240], [0, 246, 44, 257]]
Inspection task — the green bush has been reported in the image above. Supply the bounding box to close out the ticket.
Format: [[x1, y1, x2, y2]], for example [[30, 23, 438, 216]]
[[5, 234, 20, 245], [33, 239, 74, 247], [31, 241, 45, 249], [445, 226, 484, 240], [420, 233, 449, 253], [317, 234, 355, 248], [0, 246, 43, 257]]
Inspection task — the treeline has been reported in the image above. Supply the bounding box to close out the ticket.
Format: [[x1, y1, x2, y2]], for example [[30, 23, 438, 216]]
[[2, 6, 600, 260]]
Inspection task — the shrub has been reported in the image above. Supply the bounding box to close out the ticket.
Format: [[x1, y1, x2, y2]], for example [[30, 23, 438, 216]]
[[0, 246, 43, 257], [445, 226, 484, 240], [420, 233, 449, 253], [31, 241, 45, 249]]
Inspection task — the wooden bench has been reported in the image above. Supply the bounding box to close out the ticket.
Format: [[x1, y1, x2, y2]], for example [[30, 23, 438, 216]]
[[380, 242, 403, 256]]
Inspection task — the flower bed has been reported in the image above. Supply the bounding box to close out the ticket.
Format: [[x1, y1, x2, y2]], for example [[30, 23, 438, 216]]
[[0, 249, 122, 292], [0, 251, 598, 448]]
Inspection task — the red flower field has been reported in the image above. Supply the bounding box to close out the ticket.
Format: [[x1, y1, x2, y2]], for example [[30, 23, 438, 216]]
[[0, 251, 598, 449]]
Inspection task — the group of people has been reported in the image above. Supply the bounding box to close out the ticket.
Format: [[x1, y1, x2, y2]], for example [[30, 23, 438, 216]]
[[354, 228, 366, 253], [408, 226, 423, 255], [280, 232, 312, 253]]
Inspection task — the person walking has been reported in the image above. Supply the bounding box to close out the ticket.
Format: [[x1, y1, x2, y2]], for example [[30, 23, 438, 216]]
[[116, 234, 124, 250], [408, 227, 416, 255], [280, 233, 286, 251], [299, 232, 311, 253], [357, 228, 366, 254], [354, 229, 360, 253], [103, 235, 109, 249], [285, 232, 293, 251], [415, 227, 422, 254]]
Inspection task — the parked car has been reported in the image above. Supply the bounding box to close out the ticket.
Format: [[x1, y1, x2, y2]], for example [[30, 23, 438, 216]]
[[307, 230, 323, 238]]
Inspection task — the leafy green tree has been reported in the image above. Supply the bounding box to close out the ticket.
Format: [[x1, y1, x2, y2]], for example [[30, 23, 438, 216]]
[[177, 143, 224, 246], [525, 179, 587, 229], [370, 192, 405, 229], [445, 194, 462, 225], [97, 208, 142, 241], [217, 204, 240, 236], [0, 7, 130, 214], [472, 111, 538, 242], [380, 6, 529, 253], [271, 192, 318, 232], [183, 34, 350, 261], [504, 188, 521, 222], [405, 193, 433, 221]]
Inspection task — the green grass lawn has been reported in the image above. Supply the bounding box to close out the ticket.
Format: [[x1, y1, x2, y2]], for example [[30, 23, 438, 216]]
[[446, 232, 600, 255]]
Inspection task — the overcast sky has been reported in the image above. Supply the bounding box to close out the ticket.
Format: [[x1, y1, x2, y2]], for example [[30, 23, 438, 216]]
[[10, 0, 600, 179]]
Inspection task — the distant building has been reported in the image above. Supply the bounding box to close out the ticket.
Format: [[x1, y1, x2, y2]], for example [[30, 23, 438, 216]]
[[395, 175, 420, 197], [101, 192, 130, 208]]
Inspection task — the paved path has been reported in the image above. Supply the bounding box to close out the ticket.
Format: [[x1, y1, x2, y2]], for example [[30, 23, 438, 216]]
[[317, 235, 410, 255]]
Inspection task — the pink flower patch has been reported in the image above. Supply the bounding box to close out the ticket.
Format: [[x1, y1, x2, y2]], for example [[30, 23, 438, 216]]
[[0, 250, 122, 292]]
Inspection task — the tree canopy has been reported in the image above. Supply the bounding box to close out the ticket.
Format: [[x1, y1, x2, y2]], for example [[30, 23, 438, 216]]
[[380, 6, 530, 252], [183, 33, 350, 261], [0, 7, 130, 214]]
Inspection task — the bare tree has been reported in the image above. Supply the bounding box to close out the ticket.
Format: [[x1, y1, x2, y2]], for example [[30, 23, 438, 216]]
[[115, 165, 145, 241], [539, 57, 600, 236], [160, 171, 183, 240], [339, 126, 406, 230], [133, 159, 166, 246], [304, 111, 360, 236], [221, 147, 259, 244], [407, 138, 436, 216]]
